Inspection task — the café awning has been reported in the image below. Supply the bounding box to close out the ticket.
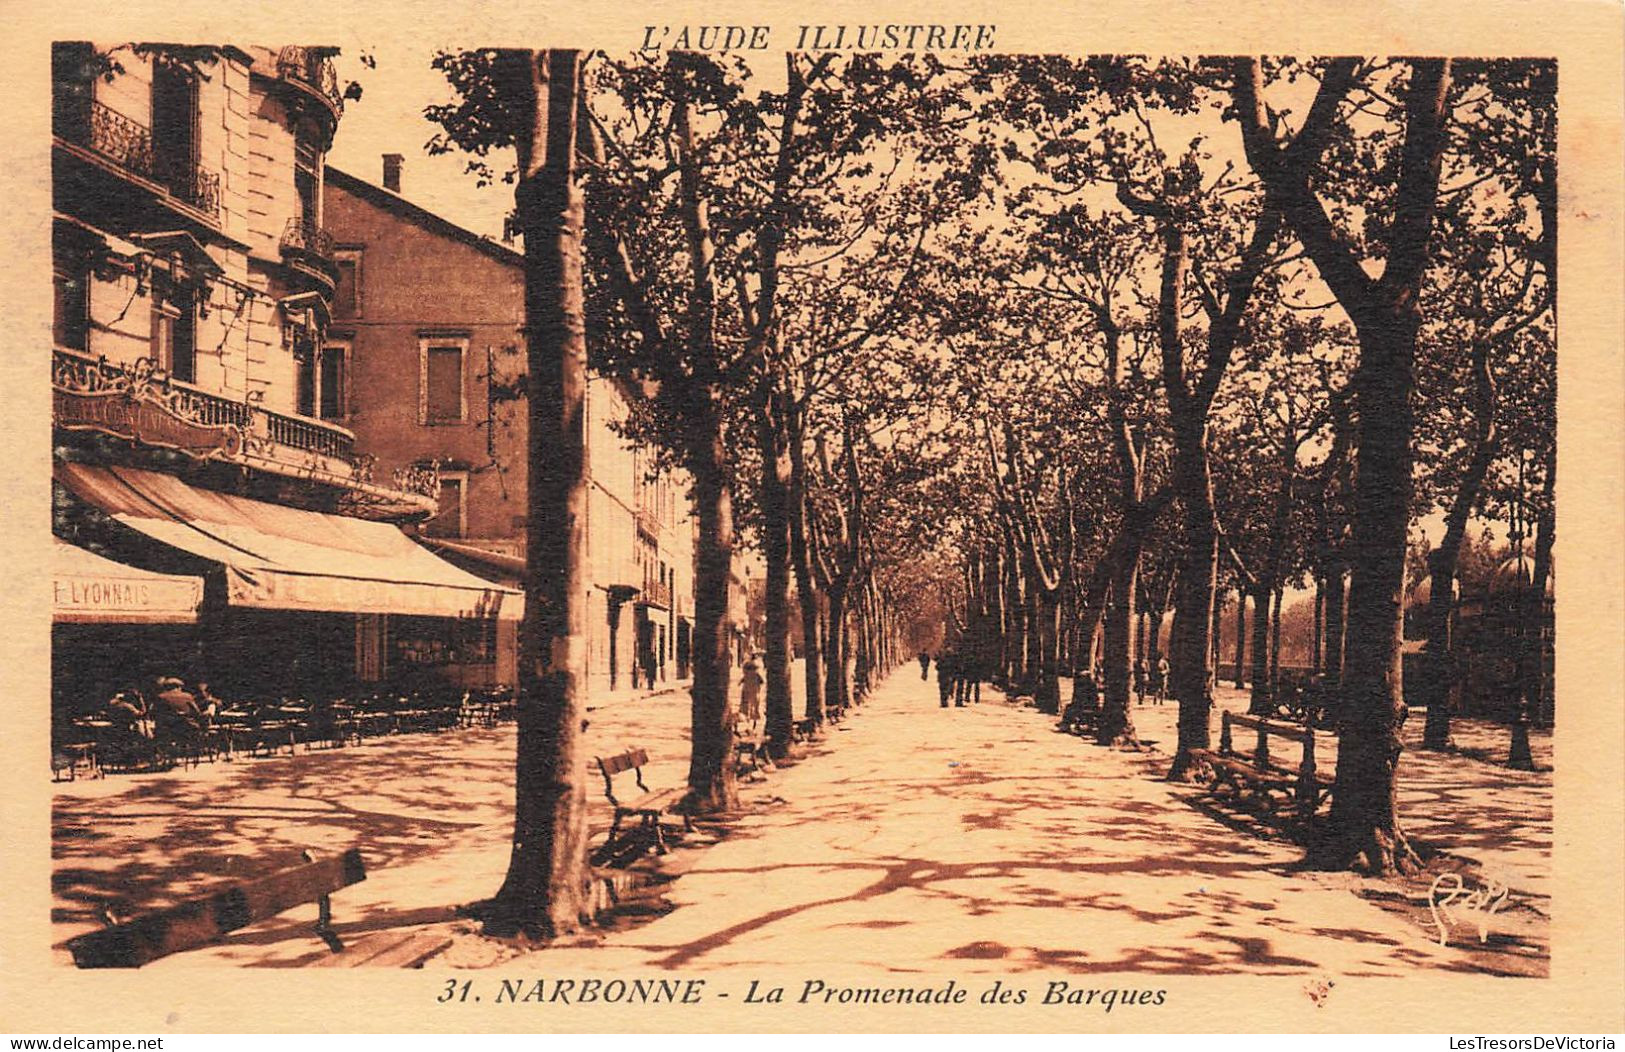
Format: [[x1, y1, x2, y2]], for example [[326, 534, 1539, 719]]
[[52, 538, 204, 624], [56, 462, 523, 621]]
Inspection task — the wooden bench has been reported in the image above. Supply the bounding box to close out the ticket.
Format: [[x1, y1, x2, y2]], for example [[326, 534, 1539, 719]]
[[65, 848, 366, 968], [1189, 712, 1334, 822], [592, 749, 691, 866], [792, 717, 819, 744]]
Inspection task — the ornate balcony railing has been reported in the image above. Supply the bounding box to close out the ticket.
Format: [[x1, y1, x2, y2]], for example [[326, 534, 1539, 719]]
[[279, 217, 336, 263], [52, 347, 379, 481], [162, 165, 222, 218], [86, 99, 153, 175], [640, 578, 673, 609], [635, 506, 661, 539], [74, 100, 221, 218], [262, 408, 352, 459], [393, 461, 441, 500], [275, 47, 345, 114]]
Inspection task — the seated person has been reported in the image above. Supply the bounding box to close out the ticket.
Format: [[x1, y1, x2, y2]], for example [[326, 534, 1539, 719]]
[[153, 676, 205, 735], [106, 688, 154, 740], [106, 688, 147, 724], [193, 680, 222, 726]]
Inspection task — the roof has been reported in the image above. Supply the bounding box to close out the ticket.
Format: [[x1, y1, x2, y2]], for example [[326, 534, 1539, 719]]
[[324, 166, 524, 269]]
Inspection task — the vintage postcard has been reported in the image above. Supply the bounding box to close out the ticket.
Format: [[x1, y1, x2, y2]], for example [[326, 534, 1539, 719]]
[[1, 0, 1621, 1036]]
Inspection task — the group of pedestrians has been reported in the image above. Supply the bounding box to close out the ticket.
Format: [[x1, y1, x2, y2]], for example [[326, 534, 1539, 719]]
[[919, 650, 980, 708], [917, 648, 1175, 718], [1133, 656, 1170, 705]]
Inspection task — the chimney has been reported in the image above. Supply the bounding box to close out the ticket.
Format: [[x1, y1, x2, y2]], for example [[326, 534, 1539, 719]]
[[382, 153, 404, 193]]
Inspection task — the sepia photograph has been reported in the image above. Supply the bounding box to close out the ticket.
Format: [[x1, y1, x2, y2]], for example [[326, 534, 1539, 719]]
[[4, 1, 1622, 1037]]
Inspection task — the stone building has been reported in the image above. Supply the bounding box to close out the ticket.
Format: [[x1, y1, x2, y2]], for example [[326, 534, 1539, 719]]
[[49, 44, 519, 718], [323, 159, 705, 697]]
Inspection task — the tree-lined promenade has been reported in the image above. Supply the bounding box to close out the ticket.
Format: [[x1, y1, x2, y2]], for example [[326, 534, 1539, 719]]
[[424, 52, 1555, 943], [49, 673, 1551, 973]]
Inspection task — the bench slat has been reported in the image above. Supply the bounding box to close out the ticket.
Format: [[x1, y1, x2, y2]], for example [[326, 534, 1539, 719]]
[[67, 848, 366, 968], [621, 787, 684, 814], [598, 749, 650, 776], [1225, 712, 1313, 743], [310, 930, 451, 968]]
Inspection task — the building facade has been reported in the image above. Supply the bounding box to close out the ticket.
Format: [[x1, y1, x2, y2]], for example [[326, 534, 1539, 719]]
[[49, 44, 519, 718], [324, 161, 702, 698]]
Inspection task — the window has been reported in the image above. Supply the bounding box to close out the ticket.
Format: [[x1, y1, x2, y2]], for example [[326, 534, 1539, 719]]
[[151, 288, 196, 383], [294, 132, 321, 228], [150, 59, 199, 194], [319, 341, 348, 421], [296, 167, 318, 230], [333, 250, 361, 318], [293, 332, 317, 416], [419, 337, 467, 424], [295, 340, 346, 420], [52, 263, 90, 351], [425, 471, 466, 538]]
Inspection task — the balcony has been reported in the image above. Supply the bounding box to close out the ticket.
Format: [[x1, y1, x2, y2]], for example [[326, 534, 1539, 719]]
[[57, 101, 221, 220], [279, 217, 339, 297], [52, 347, 436, 518], [638, 577, 674, 611], [635, 506, 661, 541], [274, 47, 344, 131]]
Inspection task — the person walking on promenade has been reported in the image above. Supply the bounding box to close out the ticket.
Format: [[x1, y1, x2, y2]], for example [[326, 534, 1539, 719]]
[[937, 650, 957, 708], [919, 651, 931, 680], [739, 655, 764, 729]]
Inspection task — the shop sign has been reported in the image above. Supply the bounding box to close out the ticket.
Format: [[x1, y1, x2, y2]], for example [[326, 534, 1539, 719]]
[[54, 388, 243, 460], [52, 573, 202, 621]]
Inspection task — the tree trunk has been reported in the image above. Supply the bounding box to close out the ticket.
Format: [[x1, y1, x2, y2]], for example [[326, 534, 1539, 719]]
[[1312, 574, 1324, 675], [1097, 544, 1142, 747], [484, 49, 592, 939], [1034, 591, 1060, 714], [824, 587, 849, 716], [1324, 564, 1347, 685], [1422, 330, 1499, 748], [1233, 585, 1247, 687], [686, 405, 740, 813], [786, 413, 825, 726], [1315, 319, 1423, 874], [1419, 550, 1460, 751], [1168, 437, 1219, 780], [1247, 585, 1273, 715], [1529, 460, 1555, 728], [756, 388, 794, 757], [1270, 584, 1284, 685]]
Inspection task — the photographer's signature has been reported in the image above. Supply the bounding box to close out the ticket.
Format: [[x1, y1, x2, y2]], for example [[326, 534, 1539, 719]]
[[1426, 872, 1511, 946]]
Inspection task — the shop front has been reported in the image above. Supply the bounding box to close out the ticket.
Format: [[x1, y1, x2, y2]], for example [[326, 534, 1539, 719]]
[[53, 461, 523, 706]]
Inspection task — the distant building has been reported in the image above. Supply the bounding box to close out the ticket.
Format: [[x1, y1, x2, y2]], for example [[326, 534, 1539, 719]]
[[323, 161, 709, 696], [49, 44, 519, 718]]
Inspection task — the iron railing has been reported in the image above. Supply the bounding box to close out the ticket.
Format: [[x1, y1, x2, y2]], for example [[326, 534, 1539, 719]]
[[263, 408, 353, 459], [77, 100, 221, 217], [53, 347, 357, 466], [275, 47, 344, 113], [279, 217, 336, 263]]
